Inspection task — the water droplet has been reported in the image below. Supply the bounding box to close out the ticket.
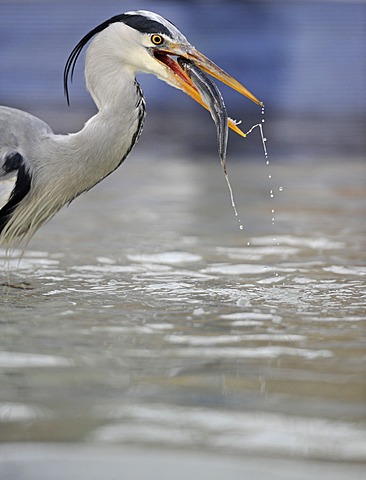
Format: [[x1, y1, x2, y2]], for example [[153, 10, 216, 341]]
[[278, 186, 284, 192], [266, 160, 269, 165], [268, 174, 272, 179], [219, 157, 246, 233], [247, 241, 251, 246], [271, 209, 275, 213]]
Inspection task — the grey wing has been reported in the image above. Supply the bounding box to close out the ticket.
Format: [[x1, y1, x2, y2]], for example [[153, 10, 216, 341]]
[[0, 106, 53, 233]]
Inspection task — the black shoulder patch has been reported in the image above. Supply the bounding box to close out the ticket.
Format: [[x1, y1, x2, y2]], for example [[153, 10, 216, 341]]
[[0, 152, 32, 234], [2, 151, 23, 174]]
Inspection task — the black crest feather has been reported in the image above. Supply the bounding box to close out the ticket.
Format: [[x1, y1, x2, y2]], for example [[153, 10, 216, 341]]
[[64, 14, 127, 105]]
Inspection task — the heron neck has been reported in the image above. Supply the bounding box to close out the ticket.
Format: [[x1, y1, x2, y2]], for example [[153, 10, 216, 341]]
[[83, 43, 145, 146], [78, 44, 145, 162], [84, 31, 139, 112], [51, 58, 145, 199]]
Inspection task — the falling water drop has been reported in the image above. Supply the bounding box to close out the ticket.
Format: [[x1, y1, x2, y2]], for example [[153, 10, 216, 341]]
[[245, 121, 268, 160], [222, 168, 245, 232]]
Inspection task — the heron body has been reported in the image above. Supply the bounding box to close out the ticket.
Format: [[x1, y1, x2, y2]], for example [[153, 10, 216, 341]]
[[0, 10, 261, 247]]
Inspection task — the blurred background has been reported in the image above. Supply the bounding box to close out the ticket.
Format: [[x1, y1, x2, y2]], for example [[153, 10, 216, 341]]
[[1, 3, 366, 477], [0, 0, 365, 159]]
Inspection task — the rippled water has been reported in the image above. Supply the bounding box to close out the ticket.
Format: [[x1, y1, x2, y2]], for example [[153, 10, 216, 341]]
[[0, 156, 365, 479]]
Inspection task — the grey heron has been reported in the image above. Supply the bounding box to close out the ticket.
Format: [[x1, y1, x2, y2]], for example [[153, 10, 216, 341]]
[[0, 10, 262, 248]]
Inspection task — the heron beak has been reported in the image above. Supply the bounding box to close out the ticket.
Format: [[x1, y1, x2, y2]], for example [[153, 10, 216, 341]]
[[153, 45, 262, 137], [187, 48, 263, 106]]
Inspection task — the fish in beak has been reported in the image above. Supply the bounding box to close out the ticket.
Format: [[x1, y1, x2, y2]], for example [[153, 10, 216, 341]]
[[153, 44, 263, 138], [153, 44, 263, 166], [178, 57, 229, 169]]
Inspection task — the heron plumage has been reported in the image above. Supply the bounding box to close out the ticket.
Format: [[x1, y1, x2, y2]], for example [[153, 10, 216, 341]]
[[0, 10, 261, 248], [0, 98, 145, 245], [0, 18, 149, 246]]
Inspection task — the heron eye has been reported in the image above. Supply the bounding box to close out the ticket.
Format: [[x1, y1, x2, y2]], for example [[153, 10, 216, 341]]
[[151, 34, 164, 46]]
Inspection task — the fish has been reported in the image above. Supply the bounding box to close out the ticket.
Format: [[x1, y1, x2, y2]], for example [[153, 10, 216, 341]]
[[177, 57, 229, 172], [177, 57, 245, 220]]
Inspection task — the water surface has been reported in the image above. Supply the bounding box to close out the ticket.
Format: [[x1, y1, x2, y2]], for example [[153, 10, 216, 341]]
[[0, 156, 365, 479]]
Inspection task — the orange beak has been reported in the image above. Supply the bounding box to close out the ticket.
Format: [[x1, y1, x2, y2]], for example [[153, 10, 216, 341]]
[[153, 44, 263, 137]]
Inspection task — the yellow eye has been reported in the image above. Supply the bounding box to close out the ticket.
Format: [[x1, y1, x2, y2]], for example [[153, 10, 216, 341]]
[[151, 34, 164, 46]]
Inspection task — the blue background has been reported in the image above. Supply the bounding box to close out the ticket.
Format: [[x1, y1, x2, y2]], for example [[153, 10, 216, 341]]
[[1, 0, 365, 157]]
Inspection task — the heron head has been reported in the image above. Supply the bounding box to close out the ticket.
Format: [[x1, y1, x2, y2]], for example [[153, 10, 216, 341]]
[[64, 10, 262, 134]]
